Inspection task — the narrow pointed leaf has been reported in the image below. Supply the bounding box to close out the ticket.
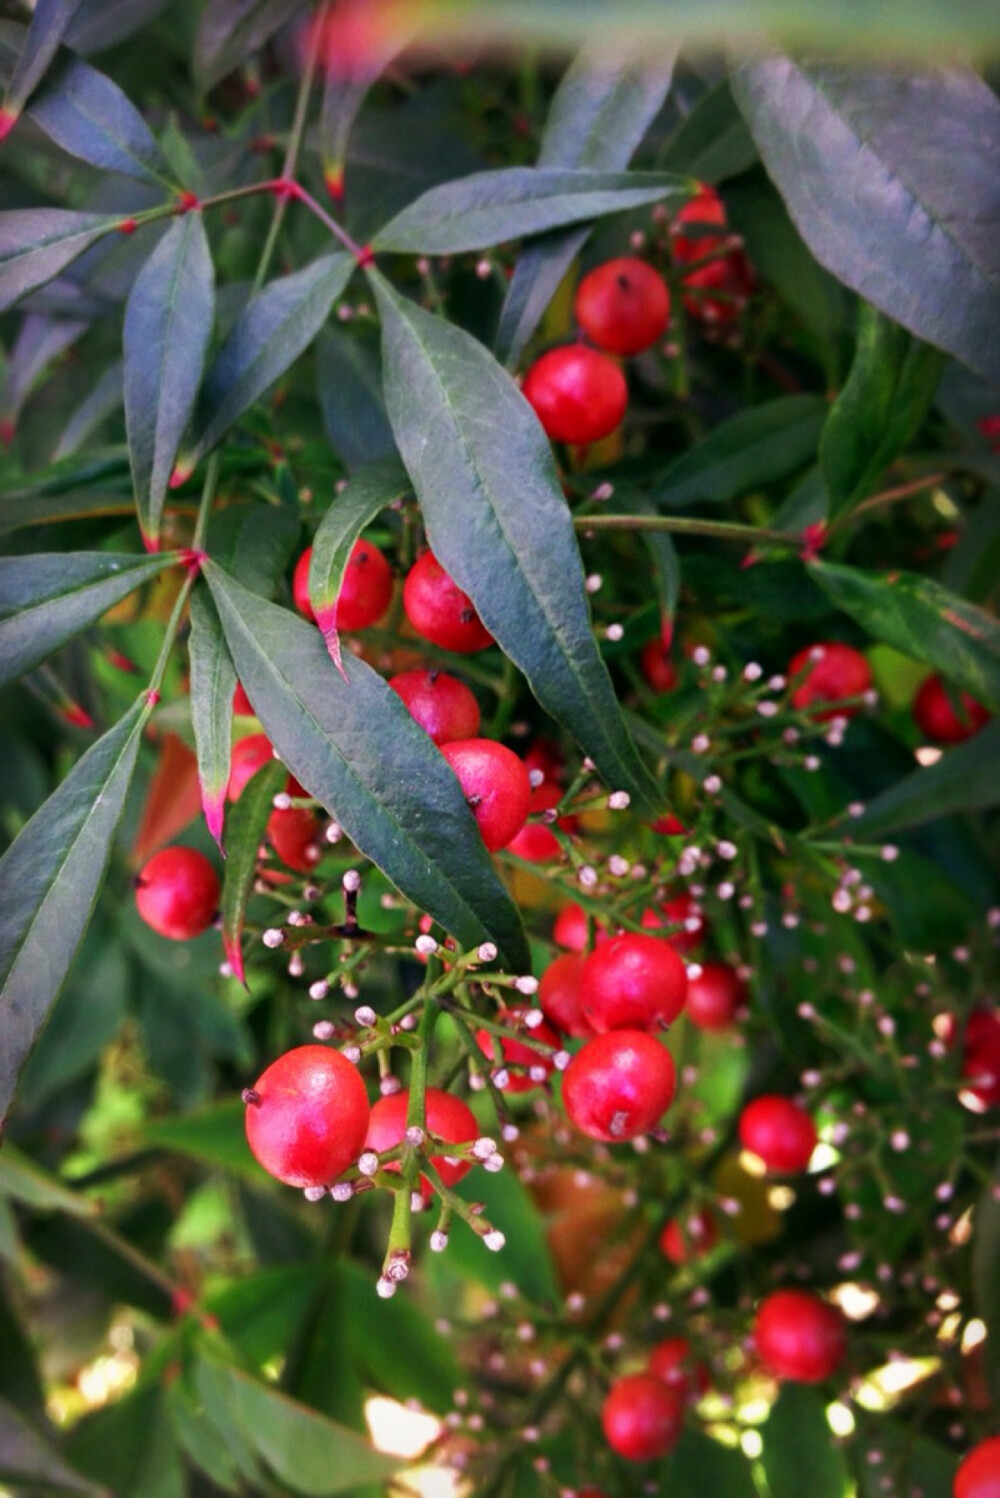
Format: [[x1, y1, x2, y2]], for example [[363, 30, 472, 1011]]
[[0, 1143, 97, 1216], [2, 314, 88, 427], [1, 0, 86, 126], [729, 57, 1000, 385], [64, 0, 173, 55], [194, 0, 305, 93], [186, 253, 353, 469], [221, 758, 285, 984], [761, 1385, 850, 1498], [52, 358, 123, 461], [319, 20, 411, 197], [308, 455, 409, 671], [188, 584, 238, 850], [652, 395, 826, 509], [612, 487, 681, 625], [0, 697, 147, 1126], [28, 49, 176, 187], [372, 274, 661, 814], [204, 563, 530, 970], [0, 209, 120, 312], [809, 560, 1000, 710], [315, 326, 396, 470], [124, 213, 214, 546], [659, 81, 758, 183], [839, 718, 1000, 838], [371, 167, 692, 254], [0, 550, 176, 689], [0, 1397, 109, 1497]]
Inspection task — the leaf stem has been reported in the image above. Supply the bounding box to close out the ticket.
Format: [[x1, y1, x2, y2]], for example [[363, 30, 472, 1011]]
[[573, 512, 797, 544]]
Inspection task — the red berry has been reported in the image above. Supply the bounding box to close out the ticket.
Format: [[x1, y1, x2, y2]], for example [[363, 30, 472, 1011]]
[[640, 891, 707, 954], [561, 1030, 676, 1141], [962, 1012, 1000, 1108], [292, 547, 316, 622], [659, 1207, 719, 1265], [233, 681, 255, 716], [671, 185, 729, 266], [553, 901, 606, 952], [538, 952, 594, 1040], [505, 782, 578, 862], [739, 1095, 817, 1174], [955, 1436, 1000, 1498], [639, 635, 678, 694], [388, 668, 481, 744], [681, 252, 754, 325], [474, 1007, 560, 1093], [267, 805, 321, 872], [647, 1336, 710, 1402], [523, 736, 564, 785], [293, 540, 393, 631], [685, 962, 746, 1031], [650, 812, 687, 837], [753, 1289, 847, 1383], [574, 257, 670, 357], [440, 738, 532, 852], [135, 846, 220, 940], [364, 1086, 478, 1195], [913, 673, 989, 744], [580, 932, 687, 1033], [788, 642, 872, 719], [601, 1372, 685, 1462], [402, 551, 493, 654], [228, 733, 275, 801], [522, 344, 628, 446], [244, 1045, 370, 1189]]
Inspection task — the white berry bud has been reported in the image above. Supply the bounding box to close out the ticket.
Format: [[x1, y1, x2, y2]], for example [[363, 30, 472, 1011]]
[[483, 1230, 505, 1252], [357, 1151, 380, 1177], [354, 1005, 377, 1027], [262, 928, 285, 948]]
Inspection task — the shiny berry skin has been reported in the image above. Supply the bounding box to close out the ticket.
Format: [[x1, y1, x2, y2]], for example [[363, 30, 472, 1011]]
[[647, 1336, 710, 1402], [244, 1045, 371, 1188], [267, 806, 321, 872], [788, 642, 872, 719], [522, 344, 628, 446], [574, 257, 670, 356], [135, 846, 220, 940], [753, 1289, 847, 1383], [474, 1007, 560, 1093], [293, 540, 393, 630], [402, 551, 493, 653], [580, 932, 687, 1033], [233, 681, 255, 716], [292, 547, 316, 622], [553, 901, 606, 952], [962, 1012, 1000, 1108], [640, 891, 707, 954], [562, 1030, 676, 1141], [954, 1436, 1000, 1498], [440, 738, 532, 851], [913, 673, 989, 744], [538, 952, 594, 1040], [659, 1207, 719, 1265], [650, 812, 687, 837], [739, 1095, 817, 1174], [388, 668, 481, 744], [639, 635, 678, 693], [505, 782, 578, 862], [601, 1373, 685, 1462], [228, 733, 275, 802], [364, 1086, 478, 1194], [685, 962, 746, 1031], [671, 184, 729, 266], [681, 252, 754, 325]]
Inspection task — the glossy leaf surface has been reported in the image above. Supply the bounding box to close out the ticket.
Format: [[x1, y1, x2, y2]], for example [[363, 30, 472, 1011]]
[[653, 395, 825, 509], [220, 758, 285, 984], [761, 1385, 850, 1498], [188, 583, 237, 849], [28, 49, 175, 187]]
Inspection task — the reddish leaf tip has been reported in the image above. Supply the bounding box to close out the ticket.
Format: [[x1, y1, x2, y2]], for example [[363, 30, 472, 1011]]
[[179, 547, 208, 573], [141, 530, 161, 554], [356, 244, 376, 269], [168, 460, 193, 489], [324, 167, 346, 203], [203, 788, 226, 851], [0, 108, 19, 143], [61, 702, 95, 730], [225, 934, 246, 986], [316, 605, 350, 682], [799, 522, 827, 562]]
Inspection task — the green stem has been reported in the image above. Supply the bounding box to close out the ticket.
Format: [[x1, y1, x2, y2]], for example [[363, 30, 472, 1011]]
[[573, 513, 797, 545]]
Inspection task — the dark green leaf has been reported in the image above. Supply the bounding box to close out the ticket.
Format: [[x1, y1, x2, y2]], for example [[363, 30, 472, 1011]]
[[66, 1382, 184, 1498], [820, 303, 943, 519], [64, 0, 172, 55], [186, 254, 354, 471], [0, 697, 147, 1126], [28, 50, 176, 187], [224, 501, 302, 600], [194, 0, 305, 93], [652, 395, 826, 509], [2, 313, 88, 428], [315, 326, 397, 471], [17, 934, 127, 1109], [0, 209, 120, 312], [972, 1154, 1000, 1405], [52, 359, 123, 461], [810, 559, 1000, 710], [661, 1427, 757, 1496], [338, 1260, 466, 1413], [207, 1264, 325, 1367], [373, 274, 661, 814], [450, 1160, 560, 1305], [659, 80, 758, 183], [0, 549, 174, 689], [0, 1395, 109, 1497], [1, 0, 86, 124], [205, 562, 531, 969], [124, 213, 214, 546], [611, 487, 680, 624], [221, 757, 285, 983], [856, 1419, 955, 1498], [165, 1382, 244, 1494], [188, 583, 237, 850], [371, 167, 692, 254], [729, 57, 1000, 384], [0, 1142, 97, 1216], [761, 1385, 850, 1498], [308, 455, 409, 670], [841, 717, 1000, 837], [140, 1098, 268, 1181]]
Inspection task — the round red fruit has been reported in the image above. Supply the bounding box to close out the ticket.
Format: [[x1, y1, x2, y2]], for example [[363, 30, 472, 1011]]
[[955, 1436, 1000, 1498], [659, 1207, 719, 1265], [522, 344, 628, 446], [292, 547, 316, 622], [402, 551, 493, 653], [233, 681, 255, 716], [505, 782, 577, 862], [913, 673, 989, 744], [562, 1030, 676, 1141], [647, 1336, 710, 1402], [739, 1095, 817, 1174], [962, 1014, 1000, 1109], [228, 733, 275, 801], [671, 184, 729, 266], [685, 962, 746, 1031], [601, 1373, 685, 1462], [135, 846, 220, 940], [388, 668, 480, 744], [294, 540, 393, 631], [574, 257, 670, 357], [440, 738, 532, 851], [474, 1007, 560, 1093], [639, 635, 678, 694], [267, 806, 321, 872], [640, 890, 707, 953], [364, 1086, 478, 1194], [681, 252, 754, 325], [538, 952, 594, 1040], [788, 642, 872, 719], [580, 932, 687, 1033], [244, 1045, 371, 1188], [553, 901, 606, 952], [753, 1289, 846, 1383]]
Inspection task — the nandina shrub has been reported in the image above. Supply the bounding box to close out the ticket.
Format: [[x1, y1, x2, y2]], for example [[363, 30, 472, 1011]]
[[0, 5, 998, 1497]]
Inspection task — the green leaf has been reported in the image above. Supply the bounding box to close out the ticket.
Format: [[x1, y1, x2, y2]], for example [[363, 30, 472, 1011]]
[[820, 303, 943, 518], [194, 1356, 400, 1495], [450, 1159, 560, 1305], [371, 167, 692, 254], [124, 213, 214, 546], [972, 1154, 1000, 1405], [28, 49, 176, 187], [810, 560, 1000, 710], [194, 0, 304, 92], [64, 0, 172, 55], [52, 359, 124, 461], [315, 326, 397, 471], [661, 1428, 757, 1496], [611, 487, 680, 625], [318, 18, 411, 194], [18, 933, 127, 1109], [841, 717, 1000, 837], [494, 42, 677, 366], [165, 1381, 244, 1495], [761, 1385, 850, 1498], [659, 80, 759, 184], [308, 455, 409, 670], [207, 1264, 326, 1367], [372, 274, 661, 815], [204, 561, 531, 969], [186, 254, 354, 471], [652, 395, 826, 509], [0, 697, 147, 1126], [188, 583, 238, 850], [0, 209, 120, 312], [0, 1395, 109, 1497], [0, 1142, 97, 1216], [729, 57, 1000, 385], [1, 0, 86, 125], [66, 1382, 184, 1498], [856, 1418, 956, 1498], [140, 1098, 268, 1181], [221, 757, 285, 984], [0, 549, 175, 689], [223, 501, 302, 600], [338, 1260, 466, 1413], [2, 313, 88, 429]]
